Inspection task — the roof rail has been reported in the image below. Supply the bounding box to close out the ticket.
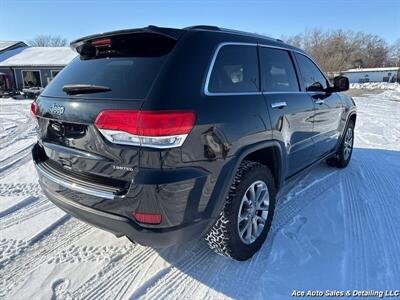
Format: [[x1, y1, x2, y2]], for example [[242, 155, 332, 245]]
[[185, 25, 283, 43], [218, 27, 279, 42]]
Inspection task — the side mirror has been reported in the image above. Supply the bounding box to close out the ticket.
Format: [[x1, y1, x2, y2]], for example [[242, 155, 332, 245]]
[[333, 76, 349, 92]]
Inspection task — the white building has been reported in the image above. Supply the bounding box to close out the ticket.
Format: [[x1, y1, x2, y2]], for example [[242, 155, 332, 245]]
[[341, 67, 399, 83]]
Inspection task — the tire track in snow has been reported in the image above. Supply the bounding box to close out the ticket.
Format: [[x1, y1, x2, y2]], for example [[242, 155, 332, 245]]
[[0, 196, 53, 229], [75, 242, 205, 300], [0, 110, 35, 151], [272, 168, 340, 232], [134, 245, 214, 300], [0, 239, 28, 267], [111, 250, 162, 300], [0, 140, 33, 163], [0, 106, 36, 178], [70, 246, 155, 300], [359, 157, 400, 286], [85, 250, 155, 299], [0, 195, 38, 218], [341, 154, 400, 289], [114, 243, 203, 300], [341, 172, 368, 289], [0, 183, 41, 197], [0, 214, 70, 266], [47, 244, 134, 264], [0, 144, 35, 175], [0, 218, 93, 296], [358, 183, 398, 289]]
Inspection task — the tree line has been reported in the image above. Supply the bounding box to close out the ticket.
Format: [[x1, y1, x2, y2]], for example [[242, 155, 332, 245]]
[[284, 29, 400, 73], [28, 35, 68, 47], [28, 30, 400, 73]]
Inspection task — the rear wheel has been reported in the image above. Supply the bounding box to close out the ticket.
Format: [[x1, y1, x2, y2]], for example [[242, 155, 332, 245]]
[[205, 161, 276, 261], [327, 121, 354, 168]]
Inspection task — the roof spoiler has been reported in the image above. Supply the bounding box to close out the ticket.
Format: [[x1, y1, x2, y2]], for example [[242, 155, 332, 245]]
[[70, 25, 184, 51]]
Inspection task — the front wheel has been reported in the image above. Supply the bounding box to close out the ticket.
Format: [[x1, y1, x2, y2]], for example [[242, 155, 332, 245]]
[[327, 121, 355, 168], [205, 161, 276, 261]]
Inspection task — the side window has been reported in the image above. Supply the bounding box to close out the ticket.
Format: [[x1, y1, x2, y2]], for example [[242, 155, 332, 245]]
[[259, 47, 299, 92], [208, 45, 259, 93], [295, 53, 328, 92]]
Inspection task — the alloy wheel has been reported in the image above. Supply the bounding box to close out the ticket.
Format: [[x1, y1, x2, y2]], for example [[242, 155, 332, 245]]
[[237, 180, 270, 245], [343, 127, 353, 160]]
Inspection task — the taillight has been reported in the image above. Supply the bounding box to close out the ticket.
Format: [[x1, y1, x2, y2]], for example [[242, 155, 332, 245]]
[[132, 212, 162, 225], [31, 102, 38, 118], [94, 110, 195, 149]]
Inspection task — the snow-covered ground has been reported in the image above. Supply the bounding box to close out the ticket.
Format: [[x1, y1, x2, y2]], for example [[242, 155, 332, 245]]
[[350, 82, 400, 91], [349, 82, 400, 101], [0, 90, 399, 299]]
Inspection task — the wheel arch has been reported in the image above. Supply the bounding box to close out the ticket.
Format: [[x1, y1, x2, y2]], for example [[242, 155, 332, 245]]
[[349, 112, 357, 125], [340, 111, 357, 142], [242, 145, 283, 190], [206, 140, 286, 220]]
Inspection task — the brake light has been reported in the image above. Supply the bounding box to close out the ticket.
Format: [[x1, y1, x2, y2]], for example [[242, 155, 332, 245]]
[[132, 212, 162, 225], [31, 102, 38, 118], [91, 38, 112, 47], [94, 110, 195, 148]]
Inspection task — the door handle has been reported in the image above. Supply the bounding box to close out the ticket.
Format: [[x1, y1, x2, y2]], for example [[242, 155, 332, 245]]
[[271, 101, 287, 109], [315, 99, 325, 105]]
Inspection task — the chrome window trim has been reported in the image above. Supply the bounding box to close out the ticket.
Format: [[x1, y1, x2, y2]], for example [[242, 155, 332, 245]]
[[263, 91, 307, 95], [258, 44, 293, 52], [204, 41, 330, 96], [204, 42, 260, 96]]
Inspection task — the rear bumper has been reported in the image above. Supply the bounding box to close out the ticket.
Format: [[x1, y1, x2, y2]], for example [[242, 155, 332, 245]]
[[40, 183, 212, 247], [32, 142, 229, 247]]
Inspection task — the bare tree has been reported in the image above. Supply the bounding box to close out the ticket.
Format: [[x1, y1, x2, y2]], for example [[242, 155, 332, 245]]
[[284, 34, 303, 48], [28, 35, 68, 47], [361, 34, 388, 68], [284, 29, 391, 73], [388, 39, 400, 66]]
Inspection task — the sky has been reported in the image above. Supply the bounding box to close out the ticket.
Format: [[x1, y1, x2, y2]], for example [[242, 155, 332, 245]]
[[0, 0, 399, 45]]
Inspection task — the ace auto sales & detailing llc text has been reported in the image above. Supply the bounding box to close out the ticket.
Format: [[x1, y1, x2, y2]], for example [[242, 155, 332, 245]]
[[292, 290, 400, 298]]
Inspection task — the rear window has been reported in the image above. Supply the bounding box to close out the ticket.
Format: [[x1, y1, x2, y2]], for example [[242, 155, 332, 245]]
[[207, 45, 259, 93], [42, 33, 176, 100]]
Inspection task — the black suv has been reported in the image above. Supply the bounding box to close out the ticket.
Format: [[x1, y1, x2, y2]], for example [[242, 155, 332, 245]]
[[32, 25, 356, 261]]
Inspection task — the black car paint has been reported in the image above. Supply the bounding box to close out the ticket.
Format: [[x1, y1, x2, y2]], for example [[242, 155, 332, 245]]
[[32, 26, 356, 247]]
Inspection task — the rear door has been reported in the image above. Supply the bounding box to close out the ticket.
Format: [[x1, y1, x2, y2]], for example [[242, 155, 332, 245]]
[[36, 32, 177, 185], [259, 46, 315, 177], [294, 53, 343, 159]]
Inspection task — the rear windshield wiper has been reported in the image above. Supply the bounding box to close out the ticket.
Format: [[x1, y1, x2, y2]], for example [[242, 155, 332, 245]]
[[62, 84, 112, 95]]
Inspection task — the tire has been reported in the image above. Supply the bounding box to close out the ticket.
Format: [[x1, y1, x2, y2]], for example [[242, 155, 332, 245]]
[[205, 160, 276, 261], [327, 120, 355, 168]]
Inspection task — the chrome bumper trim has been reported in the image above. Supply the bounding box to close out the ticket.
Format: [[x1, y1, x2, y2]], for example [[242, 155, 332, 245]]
[[35, 163, 115, 200]]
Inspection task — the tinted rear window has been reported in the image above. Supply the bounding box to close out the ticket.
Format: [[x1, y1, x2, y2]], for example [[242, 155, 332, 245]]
[[42, 33, 175, 100], [208, 45, 259, 93]]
